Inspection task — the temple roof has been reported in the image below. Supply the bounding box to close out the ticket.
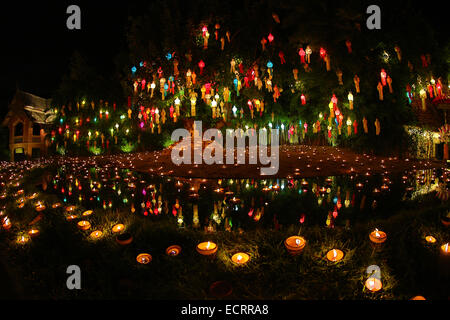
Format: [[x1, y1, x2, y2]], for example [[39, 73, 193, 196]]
[[2, 90, 56, 126]]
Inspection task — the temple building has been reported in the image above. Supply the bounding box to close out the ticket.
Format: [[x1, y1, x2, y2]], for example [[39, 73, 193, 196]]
[[1, 90, 55, 161]]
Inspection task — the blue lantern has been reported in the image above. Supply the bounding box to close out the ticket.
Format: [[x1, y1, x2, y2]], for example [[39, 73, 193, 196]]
[[131, 66, 137, 74]]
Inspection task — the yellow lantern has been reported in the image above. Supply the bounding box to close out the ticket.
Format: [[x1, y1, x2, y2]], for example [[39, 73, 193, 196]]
[[348, 92, 354, 109]]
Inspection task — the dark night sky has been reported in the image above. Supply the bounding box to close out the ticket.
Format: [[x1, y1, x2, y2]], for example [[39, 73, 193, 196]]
[[0, 0, 129, 117], [0, 0, 447, 119]]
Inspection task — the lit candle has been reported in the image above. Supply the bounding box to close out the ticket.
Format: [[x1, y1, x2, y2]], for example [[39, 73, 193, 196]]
[[28, 229, 40, 238], [365, 277, 382, 292], [326, 249, 344, 262], [284, 236, 306, 255], [425, 236, 436, 244], [369, 228, 387, 244], [196, 241, 218, 256], [166, 245, 182, 256], [17, 235, 29, 245], [112, 224, 125, 233], [441, 243, 450, 255], [77, 220, 91, 231], [231, 252, 250, 265], [90, 230, 103, 239], [82, 210, 93, 216], [136, 253, 152, 264]]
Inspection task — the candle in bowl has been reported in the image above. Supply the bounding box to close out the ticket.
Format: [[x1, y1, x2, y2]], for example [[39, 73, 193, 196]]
[[441, 243, 450, 255], [27, 193, 38, 200], [112, 224, 125, 233], [425, 236, 436, 244], [441, 212, 450, 227], [82, 210, 93, 217], [365, 277, 382, 292], [231, 253, 250, 265], [166, 245, 182, 256], [196, 241, 218, 256], [52, 202, 61, 209], [35, 203, 46, 212], [77, 220, 91, 231], [28, 229, 40, 238], [2, 217, 11, 230], [326, 249, 344, 262], [17, 235, 30, 245], [284, 236, 306, 255], [90, 230, 103, 239], [66, 214, 77, 221], [369, 229, 387, 244], [136, 253, 152, 264], [65, 205, 76, 213], [410, 296, 426, 300], [116, 232, 133, 245]]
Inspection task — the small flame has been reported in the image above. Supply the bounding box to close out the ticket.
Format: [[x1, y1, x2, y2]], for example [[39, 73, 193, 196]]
[[206, 241, 211, 249], [332, 249, 337, 258], [375, 228, 380, 237], [295, 238, 301, 246], [237, 255, 242, 261]]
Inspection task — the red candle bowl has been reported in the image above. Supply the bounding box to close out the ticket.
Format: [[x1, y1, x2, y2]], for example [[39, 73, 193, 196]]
[[369, 229, 387, 244], [284, 236, 306, 255], [116, 233, 133, 245], [166, 245, 182, 256], [136, 253, 152, 264]]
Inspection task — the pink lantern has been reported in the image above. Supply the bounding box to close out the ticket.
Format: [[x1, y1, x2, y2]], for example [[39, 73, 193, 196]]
[[202, 26, 208, 37], [298, 48, 306, 64], [268, 33, 274, 42], [331, 94, 338, 107]]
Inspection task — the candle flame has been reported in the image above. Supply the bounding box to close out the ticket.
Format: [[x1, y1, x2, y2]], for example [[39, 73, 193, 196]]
[[206, 241, 210, 249], [375, 230, 380, 238], [445, 243, 449, 252], [237, 254, 242, 261], [333, 249, 337, 258], [295, 238, 301, 246]]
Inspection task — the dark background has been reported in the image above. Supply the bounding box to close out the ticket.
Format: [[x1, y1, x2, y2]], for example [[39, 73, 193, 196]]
[[0, 0, 447, 119]]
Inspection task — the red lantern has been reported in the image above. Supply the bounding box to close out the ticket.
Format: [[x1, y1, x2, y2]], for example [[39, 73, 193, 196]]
[[198, 60, 205, 74], [436, 83, 442, 97], [268, 33, 274, 42], [320, 47, 327, 59], [380, 69, 387, 86], [279, 51, 285, 64], [345, 40, 352, 53], [301, 94, 306, 105]]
